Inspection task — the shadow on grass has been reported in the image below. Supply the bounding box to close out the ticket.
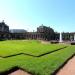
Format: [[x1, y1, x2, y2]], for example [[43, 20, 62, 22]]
[[0, 66, 32, 75]]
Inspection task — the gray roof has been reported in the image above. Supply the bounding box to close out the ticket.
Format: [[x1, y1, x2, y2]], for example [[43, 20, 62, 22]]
[[9, 29, 27, 33]]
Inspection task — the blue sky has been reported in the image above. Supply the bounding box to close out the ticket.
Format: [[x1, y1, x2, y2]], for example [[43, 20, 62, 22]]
[[0, 0, 75, 32]]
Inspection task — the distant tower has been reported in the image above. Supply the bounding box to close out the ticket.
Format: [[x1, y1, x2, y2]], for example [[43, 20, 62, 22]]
[[41, 24, 43, 26], [1, 20, 5, 32], [2, 20, 5, 24], [33, 30, 34, 32], [2, 20, 4, 23]]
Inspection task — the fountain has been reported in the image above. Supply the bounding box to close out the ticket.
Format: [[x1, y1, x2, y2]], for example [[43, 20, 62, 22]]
[[59, 32, 63, 43]]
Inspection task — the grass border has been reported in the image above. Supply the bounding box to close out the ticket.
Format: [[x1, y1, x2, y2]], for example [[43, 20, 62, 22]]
[[51, 53, 75, 75]]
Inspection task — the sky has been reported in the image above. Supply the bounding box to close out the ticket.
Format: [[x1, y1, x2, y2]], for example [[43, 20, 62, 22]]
[[0, 0, 75, 32]]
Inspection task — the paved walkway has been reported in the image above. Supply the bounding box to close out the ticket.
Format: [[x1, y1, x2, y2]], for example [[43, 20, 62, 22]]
[[57, 56, 75, 75], [8, 69, 31, 75]]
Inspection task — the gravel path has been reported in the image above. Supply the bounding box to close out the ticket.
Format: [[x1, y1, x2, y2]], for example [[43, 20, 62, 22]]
[[8, 69, 31, 75], [57, 56, 75, 75]]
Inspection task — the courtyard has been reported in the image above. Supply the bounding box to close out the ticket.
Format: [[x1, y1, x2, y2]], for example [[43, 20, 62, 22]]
[[0, 40, 75, 75]]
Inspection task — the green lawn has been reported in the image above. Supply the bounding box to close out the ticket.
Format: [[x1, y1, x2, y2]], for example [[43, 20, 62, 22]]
[[0, 40, 75, 75], [0, 40, 66, 57]]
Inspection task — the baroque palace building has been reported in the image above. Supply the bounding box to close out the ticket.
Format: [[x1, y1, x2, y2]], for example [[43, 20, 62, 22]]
[[0, 21, 9, 39], [0, 21, 75, 41], [9, 25, 55, 40]]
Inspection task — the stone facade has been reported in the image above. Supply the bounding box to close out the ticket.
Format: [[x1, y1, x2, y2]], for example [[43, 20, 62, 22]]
[[9, 25, 55, 40], [62, 32, 75, 41], [9, 29, 27, 39], [0, 21, 75, 41], [0, 21, 9, 40]]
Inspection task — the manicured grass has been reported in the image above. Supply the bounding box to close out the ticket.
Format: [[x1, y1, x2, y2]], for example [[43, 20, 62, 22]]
[[0, 40, 75, 75], [0, 40, 66, 57]]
